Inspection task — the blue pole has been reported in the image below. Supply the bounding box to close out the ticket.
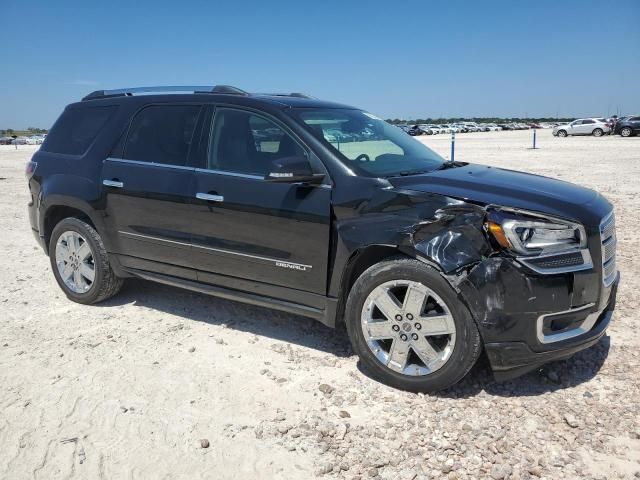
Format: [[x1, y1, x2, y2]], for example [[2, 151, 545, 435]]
[[451, 130, 455, 161], [533, 128, 537, 149]]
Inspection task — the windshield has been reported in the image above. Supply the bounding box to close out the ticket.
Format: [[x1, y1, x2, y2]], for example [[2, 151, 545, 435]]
[[291, 108, 445, 177]]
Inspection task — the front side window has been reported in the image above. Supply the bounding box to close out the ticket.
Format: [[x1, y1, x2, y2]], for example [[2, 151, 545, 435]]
[[124, 105, 201, 166], [583, 119, 595, 124], [208, 108, 306, 176], [290, 108, 445, 177]]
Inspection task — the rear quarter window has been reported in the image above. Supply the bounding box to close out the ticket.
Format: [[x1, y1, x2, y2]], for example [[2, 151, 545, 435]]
[[42, 106, 116, 155]]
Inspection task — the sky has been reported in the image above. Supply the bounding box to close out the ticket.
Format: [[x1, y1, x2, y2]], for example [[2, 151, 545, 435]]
[[1, 0, 639, 129]]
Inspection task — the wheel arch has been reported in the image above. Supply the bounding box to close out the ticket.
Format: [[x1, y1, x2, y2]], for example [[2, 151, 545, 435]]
[[333, 244, 449, 326], [40, 199, 102, 255]]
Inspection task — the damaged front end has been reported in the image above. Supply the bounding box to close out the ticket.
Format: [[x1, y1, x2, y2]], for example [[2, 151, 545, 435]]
[[332, 179, 618, 381]]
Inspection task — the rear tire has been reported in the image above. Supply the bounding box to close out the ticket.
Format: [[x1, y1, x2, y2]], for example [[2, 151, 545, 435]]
[[50, 217, 123, 304], [557, 130, 568, 137], [592, 128, 603, 137], [344, 257, 482, 392], [620, 127, 633, 137]]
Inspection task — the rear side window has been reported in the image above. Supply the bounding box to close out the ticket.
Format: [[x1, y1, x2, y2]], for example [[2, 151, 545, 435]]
[[124, 105, 201, 166], [43, 106, 116, 155]]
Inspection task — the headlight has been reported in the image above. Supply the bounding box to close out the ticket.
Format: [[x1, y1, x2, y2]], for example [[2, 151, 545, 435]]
[[485, 208, 592, 274]]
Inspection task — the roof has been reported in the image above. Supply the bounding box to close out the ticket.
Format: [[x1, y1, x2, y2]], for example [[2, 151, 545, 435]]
[[79, 85, 356, 110]]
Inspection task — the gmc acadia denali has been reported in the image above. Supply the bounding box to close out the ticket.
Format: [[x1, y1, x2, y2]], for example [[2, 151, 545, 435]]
[[26, 85, 619, 392]]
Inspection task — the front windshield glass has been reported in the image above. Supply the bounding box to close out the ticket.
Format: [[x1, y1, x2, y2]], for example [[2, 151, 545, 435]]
[[291, 108, 445, 177]]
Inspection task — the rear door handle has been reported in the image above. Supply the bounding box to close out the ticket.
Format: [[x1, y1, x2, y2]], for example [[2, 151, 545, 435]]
[[103, 179, 124, 188], [196, 193, 224, 202]]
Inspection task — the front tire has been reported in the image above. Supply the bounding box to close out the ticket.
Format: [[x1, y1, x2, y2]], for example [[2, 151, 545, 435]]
[[50, 217, 123, 304], [557, 129, 568, 137], [592, 128, 604, 137], [345, 258, 482, 392], [620, 127, 633, 137]]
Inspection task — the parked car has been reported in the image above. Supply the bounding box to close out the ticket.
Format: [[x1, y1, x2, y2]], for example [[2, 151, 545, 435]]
[[485, 123, 501, 131], [614, 115, 640, 137], [463, 122, 480, 132], [553, 118, 611, 137], [498, 124, 514, 131], [417, 124, 435, 135], [398, 125, 424, 136], [0, 136, 14, 145], [27, 84, 618, 392], [11, 136, 29, 145]]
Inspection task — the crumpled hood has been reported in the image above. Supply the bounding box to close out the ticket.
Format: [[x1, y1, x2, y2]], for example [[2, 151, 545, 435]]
[[388, 163, 611, 226]]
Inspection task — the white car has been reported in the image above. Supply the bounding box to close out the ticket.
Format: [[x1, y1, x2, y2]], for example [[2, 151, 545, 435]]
[[417, 124, 436, 135], [553, 118, 611, 137], [464, 122, 481, 132], [484, 123, 501, 131]]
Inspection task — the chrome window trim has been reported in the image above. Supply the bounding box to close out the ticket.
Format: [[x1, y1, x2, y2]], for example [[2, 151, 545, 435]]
[[194, 167, 262, 180], [536, 302, 598, 344], [103, 159, 331, 188], [194, 167, 332, 188], [104, 157, 195, 171], [118, 231, 312, 270]]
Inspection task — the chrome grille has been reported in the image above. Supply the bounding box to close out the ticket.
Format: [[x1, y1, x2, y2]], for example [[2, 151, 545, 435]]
[[600, 212, 617, 286]]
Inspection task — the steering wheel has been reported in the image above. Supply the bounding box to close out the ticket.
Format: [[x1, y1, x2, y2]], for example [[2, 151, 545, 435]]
[[355, 153, 370, 162]]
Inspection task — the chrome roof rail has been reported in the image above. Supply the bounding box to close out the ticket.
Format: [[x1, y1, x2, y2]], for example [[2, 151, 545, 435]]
[[258, 92, 313, 99], [82, 85, 249, 101]]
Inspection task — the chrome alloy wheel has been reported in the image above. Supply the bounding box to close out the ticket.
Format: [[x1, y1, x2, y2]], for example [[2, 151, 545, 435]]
[[361, 280, 456, 376], [55, 231, 95, 293]]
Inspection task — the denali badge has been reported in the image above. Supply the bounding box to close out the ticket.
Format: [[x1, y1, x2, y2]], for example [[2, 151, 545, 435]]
[[275, 261, 309, 271]]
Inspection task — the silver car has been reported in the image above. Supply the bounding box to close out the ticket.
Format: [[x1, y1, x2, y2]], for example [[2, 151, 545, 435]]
[[553, 118, 611, 137]]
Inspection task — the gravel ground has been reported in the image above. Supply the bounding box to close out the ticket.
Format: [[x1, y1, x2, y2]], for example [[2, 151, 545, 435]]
[[1, 130, 639, 479]]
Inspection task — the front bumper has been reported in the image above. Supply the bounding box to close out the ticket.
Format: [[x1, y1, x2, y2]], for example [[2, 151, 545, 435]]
[[484, 272, 618, 381]]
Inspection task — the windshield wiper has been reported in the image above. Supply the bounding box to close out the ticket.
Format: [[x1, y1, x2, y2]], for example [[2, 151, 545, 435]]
[[433, 160, 463, 171], [396, 169, 430, 176]]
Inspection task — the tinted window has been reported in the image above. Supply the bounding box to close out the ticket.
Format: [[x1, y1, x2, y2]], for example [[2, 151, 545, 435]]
[[124, 105, 201, 166], [42, 106, 116, 155], [583, 119, 595, 124], [290, 108, 445, 177], [629, 117, 640, 122], [209, 108, 306, 175]]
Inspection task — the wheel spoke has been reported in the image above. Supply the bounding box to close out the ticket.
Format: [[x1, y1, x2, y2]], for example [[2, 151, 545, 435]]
[[73, 269, 84, 290], [61, 263, 74, 281], [55, 247, 68, 264], [80, 263, 95, 282], [420, 314, 456, 336], [76, 242, 92, 261], [373, 288, 401, 320], [387, 339, 410, 372], [68, 233, 80, 254], [363, 320, 394, 340], [403, 285, 425, 313], [411, 336, 439, 365]]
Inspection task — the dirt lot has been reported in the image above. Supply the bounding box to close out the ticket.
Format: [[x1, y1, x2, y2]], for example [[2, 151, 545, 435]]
[[1, 130, 639, 480]]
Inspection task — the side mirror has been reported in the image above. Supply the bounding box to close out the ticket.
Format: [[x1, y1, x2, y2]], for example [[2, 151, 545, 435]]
[[265, 155, 325, 184]]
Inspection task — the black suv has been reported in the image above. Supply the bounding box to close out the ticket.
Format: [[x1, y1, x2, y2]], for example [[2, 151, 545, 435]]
[[614, 115, 640, 137], [27, 85, 619, 392]]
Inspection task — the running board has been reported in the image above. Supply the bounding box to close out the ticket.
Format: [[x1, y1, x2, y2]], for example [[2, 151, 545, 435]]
[[123, 267, 336, 324]]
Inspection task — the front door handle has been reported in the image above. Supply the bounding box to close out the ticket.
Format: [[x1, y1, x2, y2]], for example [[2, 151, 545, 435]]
[[196, 192, 224, 202], [103, 179, 124, 188]]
